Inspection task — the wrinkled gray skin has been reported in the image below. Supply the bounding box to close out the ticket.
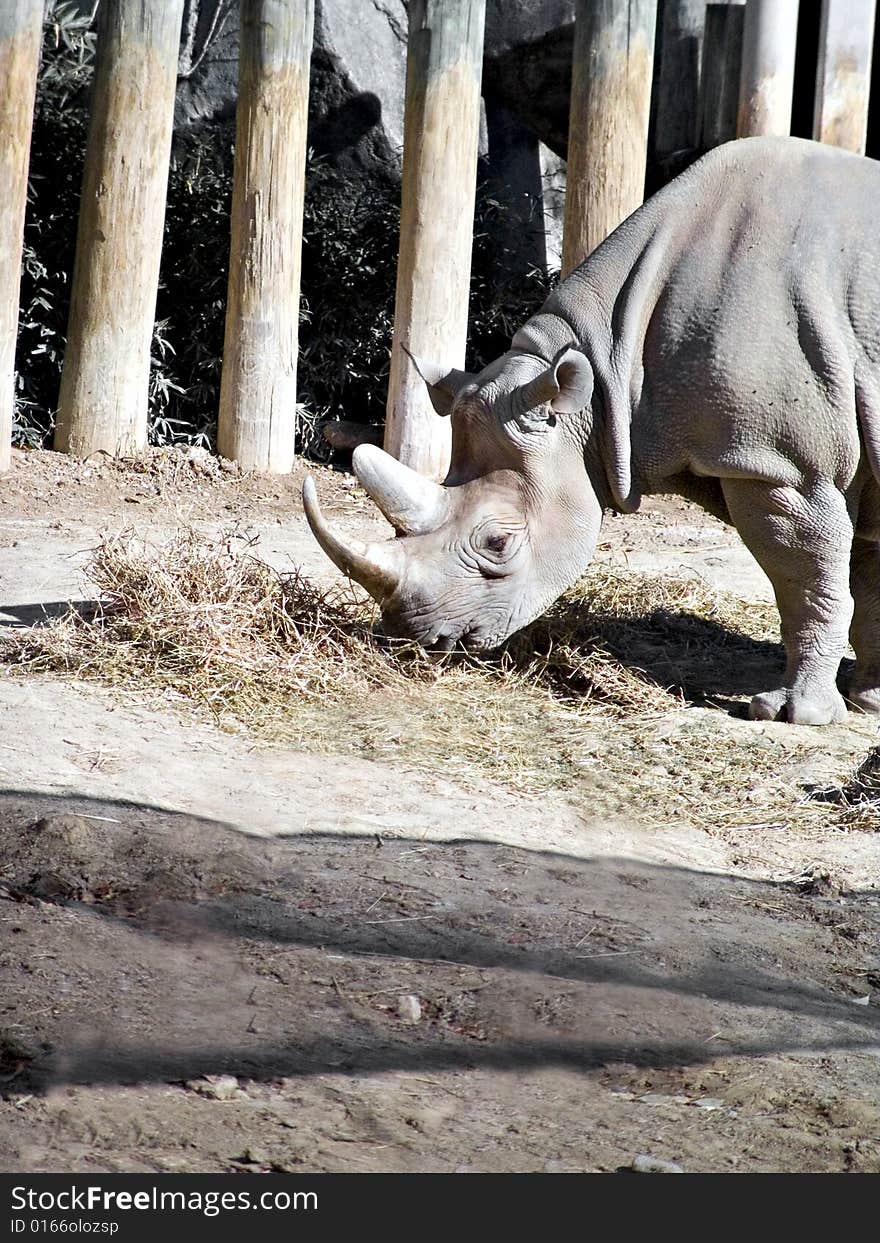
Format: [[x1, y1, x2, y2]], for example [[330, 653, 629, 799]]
[[305, 136, 880, 725]]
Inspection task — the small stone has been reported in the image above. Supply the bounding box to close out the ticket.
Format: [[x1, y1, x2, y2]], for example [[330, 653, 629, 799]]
[[396, 994, 422, 1024], [237, 1147, 268, 1166], [694, 1097, 726, 1110], [184, 446, 219, 476], [631, 1154, 684, 1174], [187, 1074, 240, 1101], [28, 815, 92, 849], [853, 994, 872, 1006], [27, 871, 81, 902]]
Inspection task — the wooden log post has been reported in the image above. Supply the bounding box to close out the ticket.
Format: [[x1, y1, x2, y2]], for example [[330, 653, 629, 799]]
[[561, 0, 658, 277], [0, 2, 43, 473], [813, 0, 876, 155], [652, 0, 708, 160], [384, 0, 486, 481], [736, 0, 799, 138], [55, 1, 185, 459], [699, 2, 746, 150], [217, 0, 315, 475]]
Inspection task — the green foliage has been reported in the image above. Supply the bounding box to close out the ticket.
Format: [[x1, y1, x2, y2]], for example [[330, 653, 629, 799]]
[[298, 158, 400, 439], [151, 134, 233, 450], [16, 2, 558, 457], [469, 182, 557, 370]]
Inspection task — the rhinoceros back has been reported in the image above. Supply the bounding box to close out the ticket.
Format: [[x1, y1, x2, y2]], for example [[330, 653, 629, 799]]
[[516, 137, 880, 505]]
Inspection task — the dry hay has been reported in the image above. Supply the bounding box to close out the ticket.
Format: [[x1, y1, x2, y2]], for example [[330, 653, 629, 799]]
[[1, 528, 877, 836]]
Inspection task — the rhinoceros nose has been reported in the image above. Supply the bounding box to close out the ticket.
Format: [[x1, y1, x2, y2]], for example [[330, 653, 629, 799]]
[[374, 609, 420, 644]]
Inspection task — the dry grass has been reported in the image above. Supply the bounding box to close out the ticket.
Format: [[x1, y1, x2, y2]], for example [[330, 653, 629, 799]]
[[1, 528, 877, 835]]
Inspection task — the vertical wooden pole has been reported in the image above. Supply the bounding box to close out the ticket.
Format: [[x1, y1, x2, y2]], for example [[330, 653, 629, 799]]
[[0, 2, 42, 473], [813, 0, 875, 155], [56, 0, 185, 459], [652, 0, 707, 160], [562, 0, 658, 277], [385, 0, 486, 481], [699, 2, 746, 150], [217, 0, 314, 474], [736, 0, 799, 137]]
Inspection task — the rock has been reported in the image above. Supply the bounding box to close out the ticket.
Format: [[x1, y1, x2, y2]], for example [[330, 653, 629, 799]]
[[396, 994, 422, 1024], [637, 1093, 690, 1106], [631, 1154, 684, 1174], [174, 0, 407, 182], [187, 1074, 240, 1101], [237, 1146, 268, 1166], [26, 871, 82, 903], [694, 1097, 726, 1111], [482, 2, 576, 157], [27, 814, 93, 850], [170, 1, 582, 209], [183, 445, 220, 477], [322, 419, 383, 451], [0, 1032, 37, 1076]]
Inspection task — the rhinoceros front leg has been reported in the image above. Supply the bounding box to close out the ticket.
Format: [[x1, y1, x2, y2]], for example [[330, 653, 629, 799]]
[[720, 478, 853, 725], [847, 538, 880, 712]]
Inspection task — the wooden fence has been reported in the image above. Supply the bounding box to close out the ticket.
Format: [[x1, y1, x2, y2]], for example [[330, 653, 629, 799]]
[[0, 0, 877, 478]]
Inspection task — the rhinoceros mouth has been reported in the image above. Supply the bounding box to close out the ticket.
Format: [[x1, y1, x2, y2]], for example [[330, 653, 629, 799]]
[[427, 623, 508, 655], [377, 612, 493, 653]]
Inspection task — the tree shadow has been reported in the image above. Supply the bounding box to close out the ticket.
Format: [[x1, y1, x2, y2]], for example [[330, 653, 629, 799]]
[[1, 788, 877, 1096], [498, 596, 787, 712], [0, 599, 99, 628]]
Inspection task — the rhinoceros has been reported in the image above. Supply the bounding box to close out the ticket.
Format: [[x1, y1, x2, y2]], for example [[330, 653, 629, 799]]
[[304, 136, 880, 726]]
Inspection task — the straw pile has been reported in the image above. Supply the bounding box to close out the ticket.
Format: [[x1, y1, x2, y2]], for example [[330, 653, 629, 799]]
[[2, 529, 876, 834]]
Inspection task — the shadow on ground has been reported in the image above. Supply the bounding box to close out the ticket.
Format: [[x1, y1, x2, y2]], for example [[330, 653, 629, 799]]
[[0, 600, 99, 628], [1, 788, 877, 1096]]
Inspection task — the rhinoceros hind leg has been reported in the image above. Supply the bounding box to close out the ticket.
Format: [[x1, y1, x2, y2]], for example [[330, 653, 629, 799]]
[[847, 538, 880, 713], [722, 477, 853, 726]]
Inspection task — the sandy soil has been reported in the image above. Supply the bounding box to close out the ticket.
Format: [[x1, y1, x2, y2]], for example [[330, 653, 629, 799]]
[[0, 447, 878, 1174]]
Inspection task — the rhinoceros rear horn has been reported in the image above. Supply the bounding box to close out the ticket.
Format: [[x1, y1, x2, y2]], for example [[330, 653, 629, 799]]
[[352, 444, 450, 536], [521, 346, 593, 416], [404, 348, 476, 416], [302, 476, 402, 604]]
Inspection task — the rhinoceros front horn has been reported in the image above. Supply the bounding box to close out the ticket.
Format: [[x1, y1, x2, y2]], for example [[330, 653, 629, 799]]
[[352, 444, 450, 536], [302, 476, 402, 604]]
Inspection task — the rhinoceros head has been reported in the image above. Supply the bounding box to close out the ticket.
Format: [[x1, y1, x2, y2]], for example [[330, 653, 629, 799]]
[[302, 346, 605, 651]]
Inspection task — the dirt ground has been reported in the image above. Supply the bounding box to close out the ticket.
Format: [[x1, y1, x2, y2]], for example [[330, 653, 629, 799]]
[[1, 447, 879, 1174]]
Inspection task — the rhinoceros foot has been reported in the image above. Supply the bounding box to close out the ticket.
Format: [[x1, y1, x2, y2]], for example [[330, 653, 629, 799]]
[[749, 687, 848, 726]]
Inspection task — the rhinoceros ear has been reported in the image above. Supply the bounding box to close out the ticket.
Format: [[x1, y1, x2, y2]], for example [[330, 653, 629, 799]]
[[550, 347, 593, 414], [405, 348, 476, 416], [520, 347, 593, 417]]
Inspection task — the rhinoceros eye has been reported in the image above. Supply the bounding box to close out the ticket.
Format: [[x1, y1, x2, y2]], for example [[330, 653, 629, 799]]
[[484, 533, 509, 555], [471, 525, 521, 578]]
